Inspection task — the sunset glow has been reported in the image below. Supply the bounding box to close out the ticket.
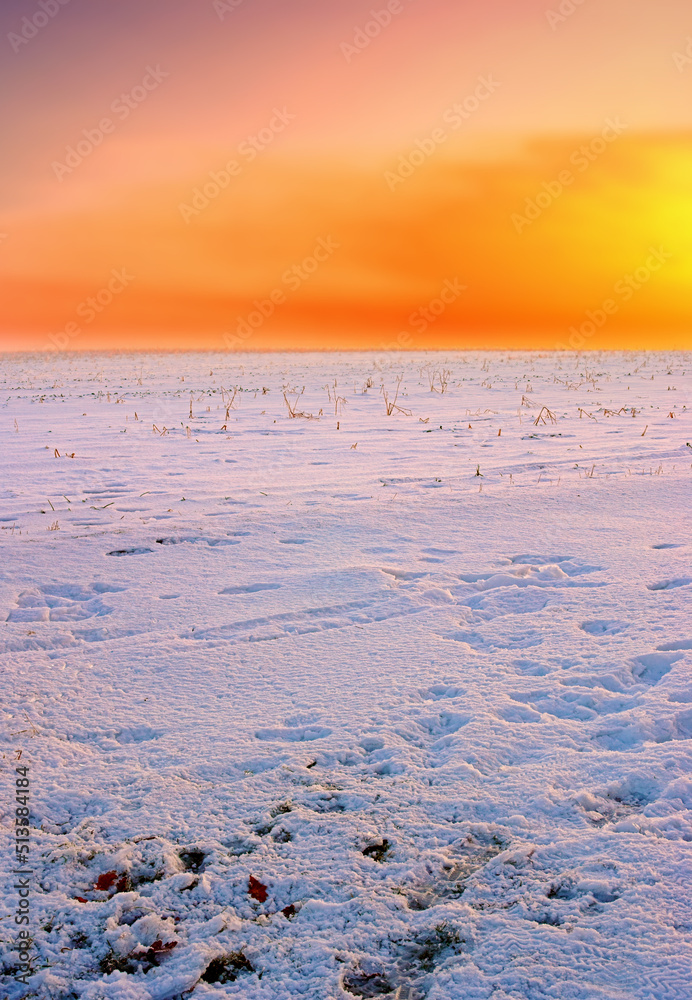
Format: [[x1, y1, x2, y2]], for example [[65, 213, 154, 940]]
[[2, 0, 691, 350]]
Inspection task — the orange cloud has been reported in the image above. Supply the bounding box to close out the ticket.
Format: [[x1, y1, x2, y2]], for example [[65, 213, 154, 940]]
[[1, 133, 691, 351]]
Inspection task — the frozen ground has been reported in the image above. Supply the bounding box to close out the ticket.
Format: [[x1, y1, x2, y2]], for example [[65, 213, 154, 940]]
[[0, 350, 691, 1000]]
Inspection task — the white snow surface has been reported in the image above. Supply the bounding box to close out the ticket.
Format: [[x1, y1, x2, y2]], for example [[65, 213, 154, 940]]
[[0, 350, 691, 1000]]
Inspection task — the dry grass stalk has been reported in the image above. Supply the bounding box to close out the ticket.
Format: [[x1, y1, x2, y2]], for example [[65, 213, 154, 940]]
[[322, 379, 346, 413], [283, 389, 313, 419], [426, 368, 451, 393], [381, 376, 412, 416], [534, 406, 557, 426], [221, 386, 240, 417]]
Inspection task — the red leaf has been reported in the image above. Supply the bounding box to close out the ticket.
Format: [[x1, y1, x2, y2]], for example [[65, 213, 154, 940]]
[[248, 876, 268, 902], [74, 897, 88, 903], [282, 904, 296, 918], [151, 939, 178, 953], [116, 874, 132, 893], [94, 870, 118, 891]]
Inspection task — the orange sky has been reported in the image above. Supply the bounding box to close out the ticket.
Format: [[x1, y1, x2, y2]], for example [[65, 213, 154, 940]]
[[1, 0, 691, 351]]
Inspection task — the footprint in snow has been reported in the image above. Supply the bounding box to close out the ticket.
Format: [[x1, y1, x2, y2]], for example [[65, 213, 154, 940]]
[[220, 583, 281, 595], [417, 683, 465, 701], [7, 582, 123, 623], [107, 548, 153, 557], [413, 711, 470, 737], [255, 725, 332, 742], [156, 535, 240, 547], [630, 651, 681, 685], [647, 577, 692, 591], [580, 620, 626, 636], [656, 639, 692, 651]]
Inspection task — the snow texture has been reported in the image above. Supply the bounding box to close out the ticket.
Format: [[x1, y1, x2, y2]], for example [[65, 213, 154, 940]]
[[0, 350, 691, 1000]]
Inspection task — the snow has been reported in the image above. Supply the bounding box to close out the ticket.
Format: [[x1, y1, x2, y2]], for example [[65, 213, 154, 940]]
[[0, 350, 691, 1000]]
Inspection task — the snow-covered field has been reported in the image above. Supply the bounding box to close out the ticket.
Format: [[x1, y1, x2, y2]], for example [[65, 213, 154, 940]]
[[1, 350, 691, 1000]]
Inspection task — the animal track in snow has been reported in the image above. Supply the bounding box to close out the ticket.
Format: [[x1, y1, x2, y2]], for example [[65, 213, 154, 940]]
[[668, 690, 692, 703], [631, 651, 681, 685], [56, 724, 162, 747], [445, 628, 543, 651], [107, 548, 153, 557], [358, 735, 385, 753], [71, 625, 144, 643], [412, 710, 470, 737], [191, 594, 422, 644], [7, 582, 123, 623], [580, 620, 626, 636], [0, 633, 80, 655], [466, 587, 548, 619], [220, 583, 281, 595], [416, 683, 465, 701], [575, 776, 658, 826], [509, 554, 603, 576], [255, 725, 332, 742], [458, 559, 604, 594], [647, 577, 692, 591], [379, 568, 428, 582], [513, 657, 552, 677], [508, 688, 631, 721], [156, 535, 240, 547], [594, 707, 692, 748], [401, 837, 504, 911], [510, 553, 573, 565]]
